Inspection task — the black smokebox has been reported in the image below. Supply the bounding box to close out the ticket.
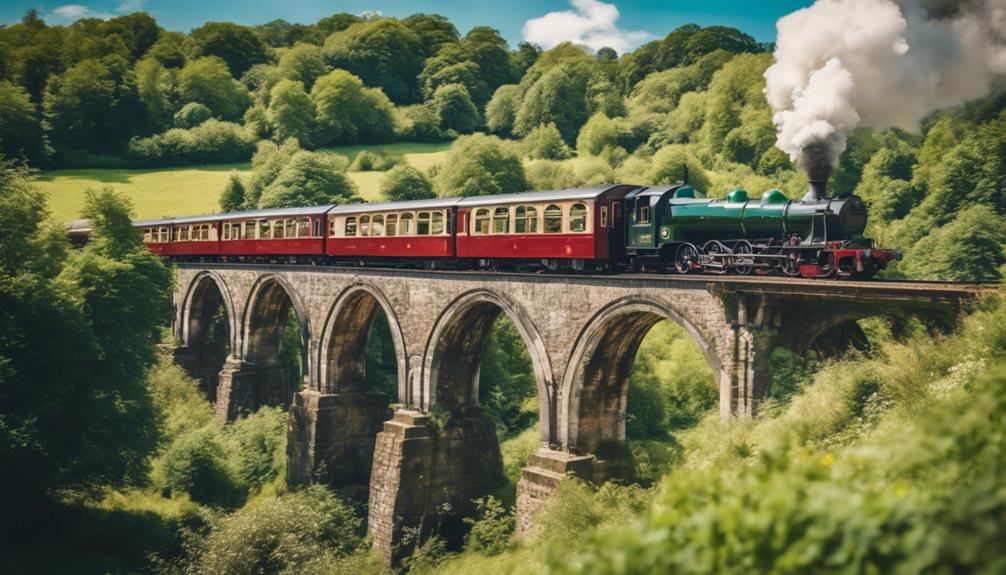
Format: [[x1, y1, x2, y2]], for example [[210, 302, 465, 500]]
[[799, 141, 833, 201]]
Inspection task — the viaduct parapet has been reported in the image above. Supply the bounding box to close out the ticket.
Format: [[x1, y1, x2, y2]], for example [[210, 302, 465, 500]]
[[171, 263, 976, 563]]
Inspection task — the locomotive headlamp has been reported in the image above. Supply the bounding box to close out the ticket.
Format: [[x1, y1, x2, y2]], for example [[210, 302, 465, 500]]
[[659, 226, 670, 239]]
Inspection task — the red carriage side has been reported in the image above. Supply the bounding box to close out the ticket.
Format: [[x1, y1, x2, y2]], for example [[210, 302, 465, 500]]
[[455, 185, 637, 265], [136, 218, 175, 257], [218, 206, 332, 258], [326, 198, 462, 260]]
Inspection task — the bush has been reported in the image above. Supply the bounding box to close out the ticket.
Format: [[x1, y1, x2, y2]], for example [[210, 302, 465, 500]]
[[520, 122, 572, 160], [576, 113, 632, 156], [381, 165, 436, 201], [395, 105, 451, 142], [224, 407, 287, 493], [349, 150, 402, 172], [647, 144, 711, 192], [152, 425, 240, 508], [128, 120, 256, 167], [435, 134, 528, 197], [429, 83, 480, 134], [191, 486, 363, 575], [463, 496, 514, 556], [257, 150, 359, 208], [174, 102, 212, 129]]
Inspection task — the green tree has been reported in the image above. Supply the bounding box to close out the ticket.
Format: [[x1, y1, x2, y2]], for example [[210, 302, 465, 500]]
[[380, 164, 436, 201], [436, 133, 528, 197], [514, 62, 595, 144], [1, 176, 169, 522], [146, 31, 187, 68], [220, 172, 246, 211], [134, 58, 176, 132], [902, 205, 1006, 282], [178, 56, 250, 120], [323, 18, 424, 104], [258, 150, 359, 208], [521, 122, 573, 160], [577, 113, 631, 156], [511, 41, 542, 77], [310, 69, 394, 145], [403, 13, 460, 57], [173, 101, 212, 128], [478, 317, 537, 438], [0, 81, 46, 164], [188, 22, 270, 77], [421, 60, 490, 108], [647, 145, 711, 191], [275, 43, 328, 90], [267, 79, 315, 145], [485, 84, 520, 137], [430, 83, 479, 134]]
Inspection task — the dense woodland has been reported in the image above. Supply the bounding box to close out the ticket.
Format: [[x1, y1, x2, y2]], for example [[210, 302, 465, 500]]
[[1, 8, 1006, 575]]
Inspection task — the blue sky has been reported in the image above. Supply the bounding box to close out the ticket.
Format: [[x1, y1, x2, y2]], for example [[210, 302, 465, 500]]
[[3, 0, 815, 49]]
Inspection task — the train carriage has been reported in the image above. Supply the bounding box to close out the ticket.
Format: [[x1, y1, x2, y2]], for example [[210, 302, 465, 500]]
[[137, 217, 175, 256], [455, 185, 638, 270], [164, 214, 221, 257], [326, 198, 462, 261], [218, 206, 331, 259]]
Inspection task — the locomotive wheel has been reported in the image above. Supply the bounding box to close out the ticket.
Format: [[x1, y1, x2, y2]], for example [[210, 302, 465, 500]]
[[674, 243, 700, 274], [732, 241, 753, 275], [782, 252, 801, 277]]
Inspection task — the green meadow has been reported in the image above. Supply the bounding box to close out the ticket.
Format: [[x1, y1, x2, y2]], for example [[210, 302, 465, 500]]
[[40, 142, 451, 223]]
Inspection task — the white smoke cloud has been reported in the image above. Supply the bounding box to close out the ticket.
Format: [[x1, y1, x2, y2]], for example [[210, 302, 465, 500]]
[[522, 0, 652, 53], [765, 0, 1006, 173], [48, 0, 146, 22]]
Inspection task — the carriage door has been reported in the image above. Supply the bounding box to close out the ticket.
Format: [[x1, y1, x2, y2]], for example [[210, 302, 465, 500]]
[[608, 200, 626, 259]]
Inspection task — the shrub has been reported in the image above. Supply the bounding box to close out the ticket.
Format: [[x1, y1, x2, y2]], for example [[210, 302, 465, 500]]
[[576, 113, 632, 156], [349, 150, 402, 172], [191, 486, 363, 574], [520, 122, 572, 160], [429, 83, 480, 134], [435, 134, 528, 197], [257, 150, 359, 208], [128, 120, 256, 167], [219, 173, 246, 212], [381, 165, 436, 201], [395, 105, 450, 142], [152, 425, 240, 508], [463, 496, 514, 556], [647, 144, 711, 192], [224, 406, 287, 493], [174, 102, 212, 128]]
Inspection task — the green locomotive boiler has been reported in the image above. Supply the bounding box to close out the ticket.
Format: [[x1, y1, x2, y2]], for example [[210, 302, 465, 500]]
[[623, 183, 899, 279]]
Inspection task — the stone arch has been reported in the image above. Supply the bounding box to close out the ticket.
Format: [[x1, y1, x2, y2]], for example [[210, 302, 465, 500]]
[[559, 297, 723, 454], [240, 274, 311, 410], [177, 271, 236, 400], [421, 289, 554, 427], [318, 282, 407, 398]]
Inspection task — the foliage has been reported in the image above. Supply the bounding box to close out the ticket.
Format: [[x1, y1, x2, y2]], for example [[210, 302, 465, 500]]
[[576, 113, 633, 156], [323, 18, 424, 104], [463, 496, 514, 556], [349, 150, 402, 172], [435, 134, 527, 197], [275, 43, 329, 91], [520, 122, 573, 160], [514, 59, 595, 145], [186, 486, 363, 575], [479, 317, 538, 438], [173, 102, 212, 129], [0, 177, 169, 527], [178, 57, 251, 121], [152, 424, 239, 507], [128, 119, 256, 166], [0, 81, 46, 164], [484, 84, 520, 137], [188, 22, 270, 77], [219, 173, 246, 212], [267, 79, 315, 145], [257, 150, 359, 209], [646, 145, 711, 191], [381, 165, 436, 201], [310, 69, 395, 146], [395, 104, 451, 142], [429, 83, 480, 134], [901, 204, 1006, 282], [224, 407, 287, 493]]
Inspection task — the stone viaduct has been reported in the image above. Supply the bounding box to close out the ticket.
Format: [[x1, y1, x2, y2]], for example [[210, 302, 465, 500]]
[[170, 263, 976, 563]]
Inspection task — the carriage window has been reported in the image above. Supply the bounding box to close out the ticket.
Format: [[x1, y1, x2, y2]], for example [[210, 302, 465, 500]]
[[515, 205, 538, 233], [345, 216, 357, 237], [313, 219, 321, 237], [493, 207, 510, 234], [242, 222, 254, 239], [639, 205, 650, 224], [298, 218, 310, 237], [386, 214, 398, 236], [473, 208, 490, 235], [143, 228, 151, 242], [600, 206, 609, 228], [544, 204, 562, 233], [222, 223, 229, 240], [417, 212, 431, 235], [259, 220, 271, 239], [273, 219, 285, 239], [570, 203, 588, 232], [372, 214, 385, 236], [400, 212, 414, 235], [359, 215, 370, 236], [432, 211, 445, 235]]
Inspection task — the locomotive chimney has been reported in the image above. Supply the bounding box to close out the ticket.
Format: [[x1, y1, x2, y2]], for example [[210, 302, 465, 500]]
[[799, 141, 832, 202]]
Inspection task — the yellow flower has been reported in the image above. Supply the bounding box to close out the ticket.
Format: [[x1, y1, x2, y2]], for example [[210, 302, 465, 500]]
[[819, 452, 834, 468]]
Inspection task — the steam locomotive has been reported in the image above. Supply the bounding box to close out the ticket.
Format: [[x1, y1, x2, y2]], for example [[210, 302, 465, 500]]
[[82, 181, 898, 279]]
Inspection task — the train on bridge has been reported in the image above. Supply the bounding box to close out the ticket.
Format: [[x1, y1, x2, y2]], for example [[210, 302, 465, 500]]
[[72, 183, 901, 279]]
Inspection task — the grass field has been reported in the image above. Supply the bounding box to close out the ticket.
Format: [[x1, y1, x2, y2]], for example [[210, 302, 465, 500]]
[[39, 142, 451, 223]]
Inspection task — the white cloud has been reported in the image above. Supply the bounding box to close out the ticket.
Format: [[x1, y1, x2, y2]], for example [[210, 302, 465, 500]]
[[358, 10, 384, 20], [522, 0, 652, 53], [116, 0, 146, 13], [47, 0, 145, 23]]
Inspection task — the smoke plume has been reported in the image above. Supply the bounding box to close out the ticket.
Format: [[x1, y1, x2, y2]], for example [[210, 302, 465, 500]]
[[765, 0, 1006, 178]]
